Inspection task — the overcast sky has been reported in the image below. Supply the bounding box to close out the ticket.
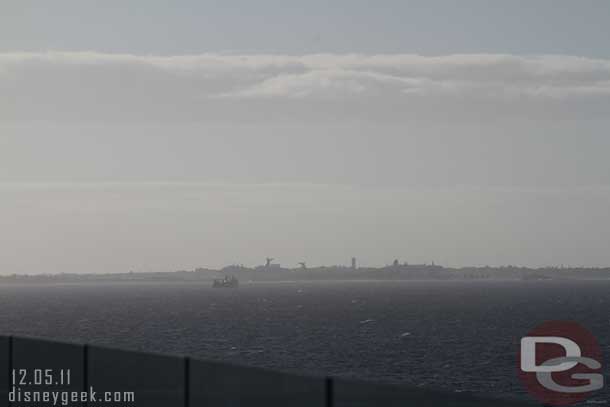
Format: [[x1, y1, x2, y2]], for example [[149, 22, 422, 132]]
[[1, 1, 610, 273]]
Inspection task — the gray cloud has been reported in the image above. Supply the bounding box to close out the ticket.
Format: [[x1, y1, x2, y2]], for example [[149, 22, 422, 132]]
[[2, 52, 610, 122]]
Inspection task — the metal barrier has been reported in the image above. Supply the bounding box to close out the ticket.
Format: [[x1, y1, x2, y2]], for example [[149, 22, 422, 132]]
[[0, 335, 535, 406]]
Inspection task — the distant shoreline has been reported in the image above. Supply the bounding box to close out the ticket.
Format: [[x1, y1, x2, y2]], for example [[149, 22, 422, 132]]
[[2, 264, 610, 284]]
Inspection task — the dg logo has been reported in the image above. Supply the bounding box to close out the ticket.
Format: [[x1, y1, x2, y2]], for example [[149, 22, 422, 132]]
[[518, 320, 604, 406]]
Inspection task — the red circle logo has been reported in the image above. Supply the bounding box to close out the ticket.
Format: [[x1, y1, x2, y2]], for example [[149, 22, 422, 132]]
[[518, 320, 603, 406]]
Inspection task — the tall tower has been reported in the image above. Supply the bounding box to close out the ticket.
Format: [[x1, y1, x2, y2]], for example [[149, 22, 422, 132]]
[[351, 257, 357, 270]]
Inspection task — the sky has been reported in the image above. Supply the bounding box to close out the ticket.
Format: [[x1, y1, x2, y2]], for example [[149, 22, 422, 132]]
[[1, 1, 610, 273]]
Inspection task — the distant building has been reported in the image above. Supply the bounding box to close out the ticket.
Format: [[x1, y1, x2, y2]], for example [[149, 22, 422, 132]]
[[259, 257, 281, 271], [351, 257, 357, 270]]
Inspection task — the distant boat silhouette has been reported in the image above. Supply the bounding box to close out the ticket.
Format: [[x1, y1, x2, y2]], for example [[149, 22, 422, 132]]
[[213, 275, 239, 288]]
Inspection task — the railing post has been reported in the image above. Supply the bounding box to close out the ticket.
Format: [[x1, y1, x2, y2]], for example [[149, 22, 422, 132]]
[[325, 377, 333, 407], [8, 336, 12, 407], [184, 357, 190, 407], [83, 344, 89, 407]]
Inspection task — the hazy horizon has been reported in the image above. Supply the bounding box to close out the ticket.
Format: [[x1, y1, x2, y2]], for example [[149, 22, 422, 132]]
[[2, 1, 610, 274]]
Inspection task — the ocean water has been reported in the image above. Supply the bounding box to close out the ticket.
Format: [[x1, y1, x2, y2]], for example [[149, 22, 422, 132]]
[[0, 279, 608, 401]]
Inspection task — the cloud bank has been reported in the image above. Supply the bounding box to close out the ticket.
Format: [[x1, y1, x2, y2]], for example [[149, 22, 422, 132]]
[[2, 52, 610, 121]]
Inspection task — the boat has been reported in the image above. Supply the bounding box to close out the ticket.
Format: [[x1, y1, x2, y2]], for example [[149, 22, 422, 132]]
[[213, 275, 239, 288]]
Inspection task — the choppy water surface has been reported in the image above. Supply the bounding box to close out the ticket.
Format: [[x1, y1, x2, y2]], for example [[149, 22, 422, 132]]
[[0, 280, 608, 401]]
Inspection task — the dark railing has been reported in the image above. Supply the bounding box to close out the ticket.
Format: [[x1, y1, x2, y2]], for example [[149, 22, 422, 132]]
[[0, 335, 534, 406]]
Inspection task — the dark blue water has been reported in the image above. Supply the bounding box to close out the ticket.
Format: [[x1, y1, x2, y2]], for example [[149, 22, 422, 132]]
[[0, 280, 608, 402]]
